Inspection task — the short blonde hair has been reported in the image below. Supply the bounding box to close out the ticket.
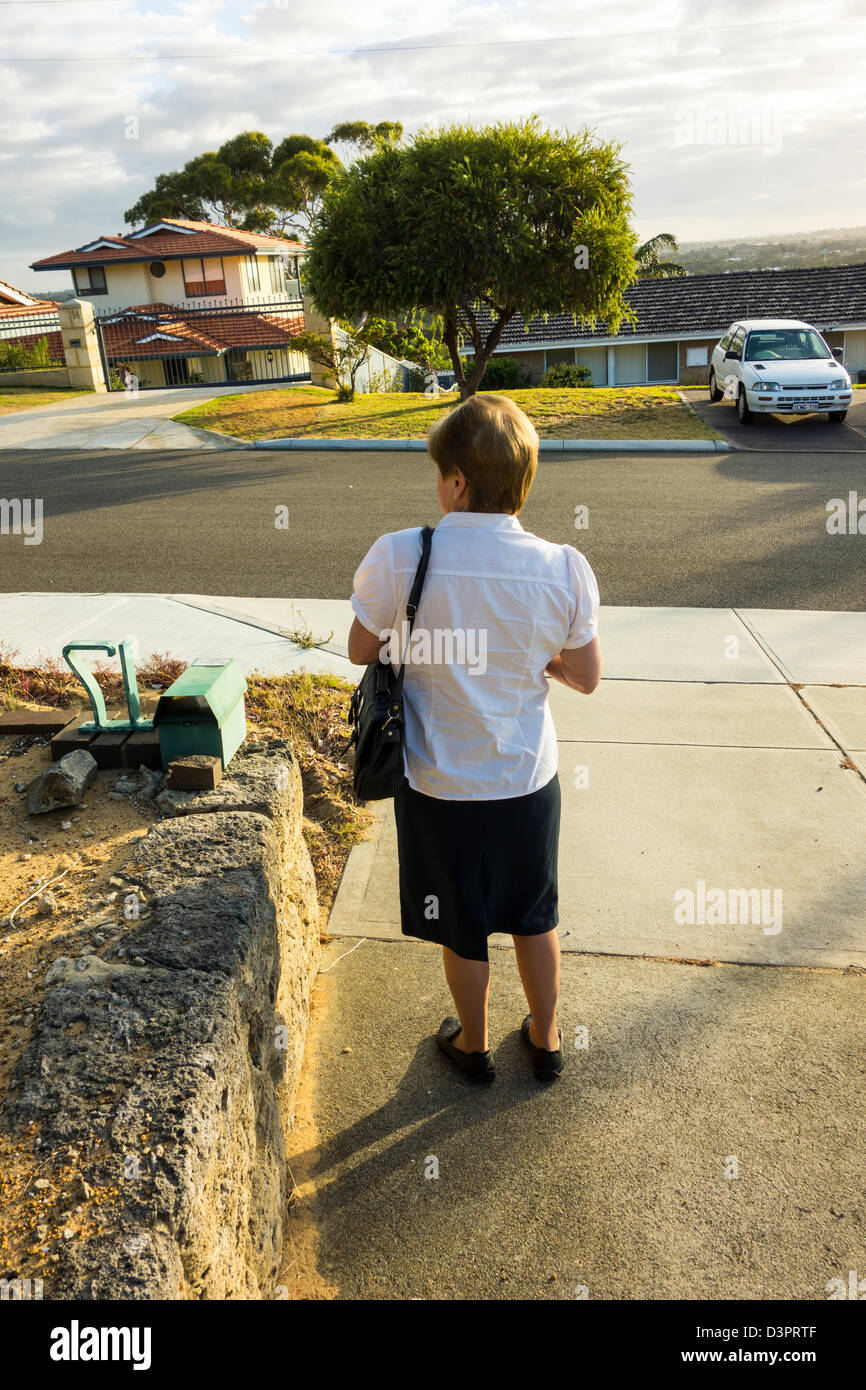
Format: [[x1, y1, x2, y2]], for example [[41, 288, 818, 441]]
[[427, 393, 539, 513]]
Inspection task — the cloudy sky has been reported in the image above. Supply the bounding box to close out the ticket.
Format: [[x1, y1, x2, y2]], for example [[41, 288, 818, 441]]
[[2, 0, 865, 290]]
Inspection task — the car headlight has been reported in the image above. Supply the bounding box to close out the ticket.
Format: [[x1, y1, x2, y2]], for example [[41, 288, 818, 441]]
[[753, 380, 780, 391], [830, 378, 848, 389]]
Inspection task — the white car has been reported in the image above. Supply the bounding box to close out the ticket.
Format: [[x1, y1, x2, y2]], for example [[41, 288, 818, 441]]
[[708, 319, 852, 424]]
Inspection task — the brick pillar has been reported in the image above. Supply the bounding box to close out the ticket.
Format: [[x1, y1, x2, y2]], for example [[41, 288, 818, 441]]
[[301, 294, 338, 389], [58, 298, 107, 393]]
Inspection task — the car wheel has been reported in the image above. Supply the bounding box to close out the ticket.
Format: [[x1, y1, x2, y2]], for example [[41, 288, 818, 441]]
[[737, 386, 754, 424], [708, 369, 723, 402], [828, 411, 848, 423]]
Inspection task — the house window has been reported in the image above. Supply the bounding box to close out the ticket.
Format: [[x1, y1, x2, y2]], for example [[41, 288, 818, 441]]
[[647, 341, 678, 382], [545, 348, 575, 369], [73, 265, 107, 295], [244, 255, 261, 293], [686, 345, 709, 367], [183, 257, 226, 297]]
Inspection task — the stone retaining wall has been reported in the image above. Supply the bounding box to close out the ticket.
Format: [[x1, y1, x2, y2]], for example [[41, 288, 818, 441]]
[[3, 740, 319, 1299]]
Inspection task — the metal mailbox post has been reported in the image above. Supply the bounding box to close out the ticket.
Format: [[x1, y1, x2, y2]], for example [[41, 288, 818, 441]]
[[152, 658, 247, 770]]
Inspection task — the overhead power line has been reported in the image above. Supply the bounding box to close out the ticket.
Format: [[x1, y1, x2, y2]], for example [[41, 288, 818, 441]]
[[2, 13, 865, 60]]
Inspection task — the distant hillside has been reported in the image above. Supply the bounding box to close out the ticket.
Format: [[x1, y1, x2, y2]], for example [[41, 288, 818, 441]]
[[661, 227, 866, 276], [24, 288, 75, 302]]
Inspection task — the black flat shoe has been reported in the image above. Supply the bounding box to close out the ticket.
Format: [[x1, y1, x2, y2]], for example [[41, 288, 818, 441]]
[[521, 1014, 564, 1082], [436, 1017, 495, 1084]]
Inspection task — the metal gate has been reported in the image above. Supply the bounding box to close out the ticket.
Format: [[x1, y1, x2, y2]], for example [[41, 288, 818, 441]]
[[95, 296, 310, 391], [0, 306, 64, 371]]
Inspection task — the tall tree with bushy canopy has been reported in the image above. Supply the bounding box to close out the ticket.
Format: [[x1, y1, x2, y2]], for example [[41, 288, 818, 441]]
[[303, 118, 638, 398], [124, 122, 402, 238]]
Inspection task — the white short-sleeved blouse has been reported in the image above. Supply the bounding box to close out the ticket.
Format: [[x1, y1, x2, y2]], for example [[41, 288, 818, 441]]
[[350, 511, 599, 801]]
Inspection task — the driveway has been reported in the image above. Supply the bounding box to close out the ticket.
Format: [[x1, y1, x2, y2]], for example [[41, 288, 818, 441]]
[[683, 387, 866, 451], [0, 382, 277, 450]]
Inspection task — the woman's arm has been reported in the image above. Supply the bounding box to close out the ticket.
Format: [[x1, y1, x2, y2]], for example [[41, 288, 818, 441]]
[[546, 635, 602, 694], [348, 616, 385, 666]]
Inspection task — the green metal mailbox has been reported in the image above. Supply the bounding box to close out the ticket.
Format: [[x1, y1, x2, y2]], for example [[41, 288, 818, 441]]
[[153, 657, 247, 771]]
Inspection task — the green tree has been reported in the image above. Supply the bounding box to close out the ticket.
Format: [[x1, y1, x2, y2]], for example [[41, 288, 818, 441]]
[[359, 315, 449, 368], [303, 118, 637, 399], [123, 125, 392, 238], [292, 327, 371, 401], [325, 120, 403, 159], [635, 233, 688, 278]]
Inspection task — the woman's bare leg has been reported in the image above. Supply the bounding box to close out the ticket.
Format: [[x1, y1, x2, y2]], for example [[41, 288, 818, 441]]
[[442, 946, 490, 1052], [512, 929, 561, 1049]]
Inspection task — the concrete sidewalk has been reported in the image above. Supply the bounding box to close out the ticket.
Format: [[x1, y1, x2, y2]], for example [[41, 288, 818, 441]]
[[0, 382, 271, 450], [3, 590, 865, 1297], [4, 589, 865, 970]]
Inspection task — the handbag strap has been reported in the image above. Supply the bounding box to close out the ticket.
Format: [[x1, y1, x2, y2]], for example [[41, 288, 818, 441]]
[[393, 524, 433, 696]]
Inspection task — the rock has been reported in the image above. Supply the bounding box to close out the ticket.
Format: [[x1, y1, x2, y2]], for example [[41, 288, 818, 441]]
[[27, 750, 98, 816], [14, 782, 25, 793], [45, 957, 72, 985], [61, 820, 73, 831], [33, 1178, 50, 1190], [37, 891, 58, 915], [135, 766, 161, 800]]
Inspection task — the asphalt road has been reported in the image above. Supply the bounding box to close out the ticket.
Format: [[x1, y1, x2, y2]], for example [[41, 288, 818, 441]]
[[1, 444, 865, 608]]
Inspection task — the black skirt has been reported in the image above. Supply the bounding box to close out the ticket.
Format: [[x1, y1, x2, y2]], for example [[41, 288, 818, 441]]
[[393, 772, 561, 963]]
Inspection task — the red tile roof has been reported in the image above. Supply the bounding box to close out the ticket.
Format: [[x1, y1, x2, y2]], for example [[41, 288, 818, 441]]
[[0, 275, 59, 311], [97, 302, 305, 359], [31, 219, 305, 271], [0, 300, 61, 320]]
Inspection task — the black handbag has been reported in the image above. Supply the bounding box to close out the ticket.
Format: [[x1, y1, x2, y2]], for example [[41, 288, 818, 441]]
[[345, 524, 434, 800]]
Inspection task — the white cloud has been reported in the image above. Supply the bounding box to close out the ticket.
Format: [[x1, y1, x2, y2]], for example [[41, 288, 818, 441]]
[[2, 0, 864, 287]]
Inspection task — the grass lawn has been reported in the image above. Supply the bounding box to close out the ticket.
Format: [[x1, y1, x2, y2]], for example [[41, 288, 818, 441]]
[[0, 386, 92, 416], [174, 384, 723, 442]]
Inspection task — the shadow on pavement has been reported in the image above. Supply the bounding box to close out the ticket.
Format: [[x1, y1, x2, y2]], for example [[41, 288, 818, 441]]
[[683, 390, 866, 452]]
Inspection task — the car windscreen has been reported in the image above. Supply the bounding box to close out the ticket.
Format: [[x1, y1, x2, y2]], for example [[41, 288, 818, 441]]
[[744, 330, 832, 361]]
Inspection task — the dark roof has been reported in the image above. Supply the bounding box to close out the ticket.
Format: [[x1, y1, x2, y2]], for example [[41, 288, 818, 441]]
[[30, 219, 305, 272], [467, 261, 866, 350]]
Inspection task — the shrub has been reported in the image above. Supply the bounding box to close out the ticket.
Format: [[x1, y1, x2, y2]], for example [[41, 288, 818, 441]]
[[539, 361, 593, 388], [476, 356, 532, 389], [0, 336, 55, 373]]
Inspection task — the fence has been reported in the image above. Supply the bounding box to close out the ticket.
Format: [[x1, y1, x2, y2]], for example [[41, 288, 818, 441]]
[[0, 306, 64, 372], [94, 296, 310, 390]]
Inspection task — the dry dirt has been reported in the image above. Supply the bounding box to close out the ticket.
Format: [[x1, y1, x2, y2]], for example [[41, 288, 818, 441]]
[[0, 695, 367, 1296]]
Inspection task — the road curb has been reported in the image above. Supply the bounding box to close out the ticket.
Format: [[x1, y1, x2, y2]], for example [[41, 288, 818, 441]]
[[254, 436, 733, 454]]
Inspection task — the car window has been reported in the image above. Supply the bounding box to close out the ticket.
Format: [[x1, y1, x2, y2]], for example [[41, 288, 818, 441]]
[[729, 327, 745, 356], [719, 329, 732, 351], [744, 329, 833, 361]]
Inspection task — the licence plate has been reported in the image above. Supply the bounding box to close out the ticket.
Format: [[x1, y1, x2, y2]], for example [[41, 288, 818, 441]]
[[793, 403, 815, 412]]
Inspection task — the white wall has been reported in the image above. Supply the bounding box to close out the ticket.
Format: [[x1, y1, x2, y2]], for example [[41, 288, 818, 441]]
[[333, 327, 407, 392]]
